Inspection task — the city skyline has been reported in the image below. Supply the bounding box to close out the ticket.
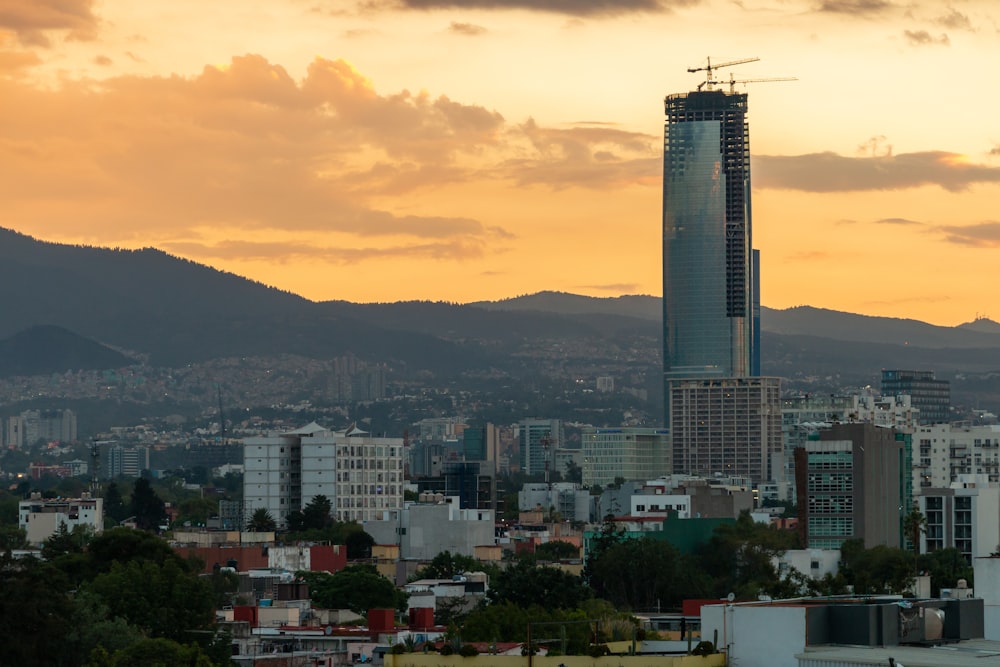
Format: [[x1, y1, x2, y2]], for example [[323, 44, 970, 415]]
[[2, 1, 999, 326]]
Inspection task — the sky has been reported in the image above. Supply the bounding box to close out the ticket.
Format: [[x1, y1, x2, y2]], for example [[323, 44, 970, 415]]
[[1, 0, 999, 326]]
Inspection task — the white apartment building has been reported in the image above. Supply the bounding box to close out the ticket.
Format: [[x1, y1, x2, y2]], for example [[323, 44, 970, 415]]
[[918, 475, 1000, 564], [244, 422, 404, 528], [914, 424, 1000, 490], [19, 492, 103, 546]]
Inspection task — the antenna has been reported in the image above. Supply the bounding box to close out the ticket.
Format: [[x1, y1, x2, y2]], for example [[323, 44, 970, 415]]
[[688, 56, 759, 91]]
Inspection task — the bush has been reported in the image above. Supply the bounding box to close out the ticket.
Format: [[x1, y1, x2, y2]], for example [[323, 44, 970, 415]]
[[391, 644, 406, 655], [691, 641, 716, 656], [440, 644, 454, 655], [588, 644, 611, 658], [458, 644, 479, 657]]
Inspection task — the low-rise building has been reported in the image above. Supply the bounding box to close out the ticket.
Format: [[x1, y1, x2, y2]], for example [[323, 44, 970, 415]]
[[19, 492, 103, 545], [363, 494, 494, 561]]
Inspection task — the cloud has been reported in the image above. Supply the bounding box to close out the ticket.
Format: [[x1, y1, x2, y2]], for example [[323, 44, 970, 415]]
[[754, 151, 1000, 192], [0, 48, 41, 74], [874, 217, 923, 225], [936, 7, 972, 31], [165, 237, 501, 264], [903, 29, 949, 46], [576, 282, 640, 292], [449, 21, 487, 35], [935, 221, 1000, 247], [498, 119, 659, 188], [816, 0, 894, 15], [93, 54, 111, 66], [381, 0, 689, 17], [0, 0, 100, 46], [0, 54, 649, 269]]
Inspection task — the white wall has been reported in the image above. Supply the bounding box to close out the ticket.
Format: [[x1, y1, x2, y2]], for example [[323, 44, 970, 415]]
[[974, 557, 1000, 640], [702, 603, 806, 667]]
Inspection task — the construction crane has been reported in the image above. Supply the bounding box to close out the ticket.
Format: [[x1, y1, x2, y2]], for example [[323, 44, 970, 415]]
[[718, 74, 797, 93], [688, 56, 759, 91]]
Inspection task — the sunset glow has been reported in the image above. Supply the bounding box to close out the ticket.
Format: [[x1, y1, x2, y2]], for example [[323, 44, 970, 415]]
[[2, 0, 999, 325]]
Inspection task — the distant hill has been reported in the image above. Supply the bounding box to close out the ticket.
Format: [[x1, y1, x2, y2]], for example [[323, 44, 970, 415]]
[[3, 227, 1000, 409], [0, 325, 134, 377]]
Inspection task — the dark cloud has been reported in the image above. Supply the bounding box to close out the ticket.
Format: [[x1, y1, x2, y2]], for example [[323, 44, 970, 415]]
[[875, 217, 922, 225], [383, 0, 688, 17], [903, 29, 949, 46], [0, 0, 100, 46], [817, 0, 893, 15], [989, 145, 1000, 156], [754, 151, 1000, 192], [936, 7, 972, 31], [935, 222, 1000, 247], [449, 21, 487, 35]]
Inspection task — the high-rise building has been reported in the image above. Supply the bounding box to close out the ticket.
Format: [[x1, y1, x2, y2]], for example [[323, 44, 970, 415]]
[[106, 445, 150, 478], [662, 89, 757, 399], [881, 369, 951, 425], [794, 423, 911, 549], [518, 418, 563, 477], [670, 377, 782, 483]]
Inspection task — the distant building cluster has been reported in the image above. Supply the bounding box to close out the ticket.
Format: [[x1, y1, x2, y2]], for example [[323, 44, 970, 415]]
[[4, 408, 77, 449]]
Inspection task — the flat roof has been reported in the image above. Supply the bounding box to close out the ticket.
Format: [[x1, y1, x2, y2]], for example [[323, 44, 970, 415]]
[[797, 639, 1000, 667]]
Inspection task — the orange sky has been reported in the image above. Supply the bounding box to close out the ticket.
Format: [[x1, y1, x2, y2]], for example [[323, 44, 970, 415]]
[[1, 0, 999, 325]]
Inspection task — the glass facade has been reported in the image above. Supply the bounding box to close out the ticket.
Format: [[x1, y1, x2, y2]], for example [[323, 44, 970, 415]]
[[662, 90, 753, 395]]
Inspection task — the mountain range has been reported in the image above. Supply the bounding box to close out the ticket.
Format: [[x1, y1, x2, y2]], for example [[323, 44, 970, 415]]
[[2, 226, 1000, 411]]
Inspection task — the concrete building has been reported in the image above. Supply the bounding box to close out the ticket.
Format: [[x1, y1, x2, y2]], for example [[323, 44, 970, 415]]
[[598, 478, 752, 521], [882, 369, 951, 425], [795, 423, 910, 549], [918, 476, 1000, 564], [701, 595, 986, 667], [581, 427, 671, 487], [779, 392, 918, 500], [670, 376, 782, 483], [363, 494, 494, 561], [5, 409, 77, 449], [19, 492, 103, 545], [519, 418, 563, 477], [107, 444, 150, 478], [243, 422, 405, 528], [914, 423, 1000, 490], [519, 482, 591, 523]]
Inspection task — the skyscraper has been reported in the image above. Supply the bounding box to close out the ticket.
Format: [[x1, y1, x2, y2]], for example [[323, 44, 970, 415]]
[[662, 89, 757, 405]]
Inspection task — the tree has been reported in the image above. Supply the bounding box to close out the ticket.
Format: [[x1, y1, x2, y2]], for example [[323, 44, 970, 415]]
[[42, 523, 92, 561], [697, 511, 798, 598], [103, 482, 129, 523], [299, 565, 408, 613], [411, 551, 481, 580], [346, 529, 375, 559], [85, 557, 216, 643], [285, 510, 305, 532], [0, 525, 28, 553], [486, 560, 592, 610], [0, 556, 76, 665], [85, 637, 215, 667], [302, 495, 333, 530], [247, 508, 277, 532], [130, 478, 167, 531], [903, 504, 927, 580], [587, 536, 709, 610]]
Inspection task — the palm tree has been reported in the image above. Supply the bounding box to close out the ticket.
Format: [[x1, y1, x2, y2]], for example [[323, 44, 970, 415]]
[[902, 503, 927, 583], [248, 508, 277, 532]]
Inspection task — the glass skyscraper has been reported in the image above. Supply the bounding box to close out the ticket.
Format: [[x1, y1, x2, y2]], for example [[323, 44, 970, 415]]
[[662, 89, 757, 410]]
